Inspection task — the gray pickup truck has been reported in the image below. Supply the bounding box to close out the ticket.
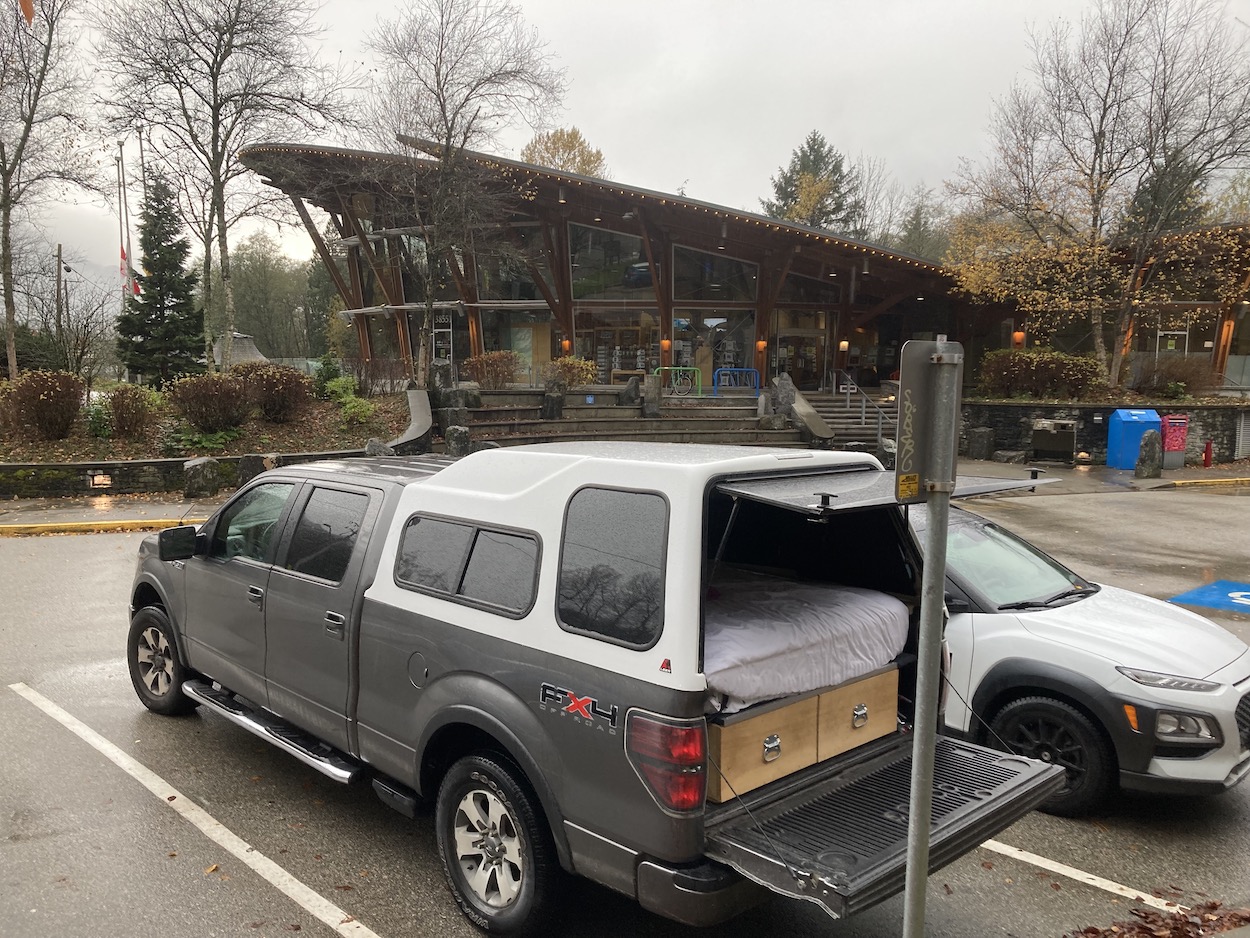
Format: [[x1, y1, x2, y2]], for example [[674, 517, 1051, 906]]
[[127, 442, 1062, 934]]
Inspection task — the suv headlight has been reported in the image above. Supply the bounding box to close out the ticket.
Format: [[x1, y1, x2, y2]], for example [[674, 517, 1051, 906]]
[[1116, 667, 1220, 693], [1155, 711, 1220, 743]]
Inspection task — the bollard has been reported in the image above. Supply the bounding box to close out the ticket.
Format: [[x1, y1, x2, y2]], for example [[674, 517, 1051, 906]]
[[1204, 439, 1213, 468]]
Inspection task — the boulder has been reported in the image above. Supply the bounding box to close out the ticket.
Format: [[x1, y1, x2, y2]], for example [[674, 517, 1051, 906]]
[[992, 450, 1031, 464], [772, 373, 797, 416], [759, 414, 788, 430], [365, 437, 396, 456], [469, 440, 502, 453], [1134, 429, 1163, 479], [618, 376, 641, 406], [236, 453, 281, 487], [540, 391, 564, 421], [444, 425, 472, 457], [966, 427, 995, 461], [434, 406, 469, 433], [183, 456, 221, 498]]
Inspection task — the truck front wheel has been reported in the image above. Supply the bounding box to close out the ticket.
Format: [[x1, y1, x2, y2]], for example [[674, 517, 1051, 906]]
[[127, 607, 199, 716], [436, 753, 555, 935]]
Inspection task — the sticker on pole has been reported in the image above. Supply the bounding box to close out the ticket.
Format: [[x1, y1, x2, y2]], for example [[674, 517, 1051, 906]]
[[1169, 581, 1250, 613]]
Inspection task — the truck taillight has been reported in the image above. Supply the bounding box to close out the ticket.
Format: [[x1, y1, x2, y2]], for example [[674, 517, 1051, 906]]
[[625, 711, 706, 813]]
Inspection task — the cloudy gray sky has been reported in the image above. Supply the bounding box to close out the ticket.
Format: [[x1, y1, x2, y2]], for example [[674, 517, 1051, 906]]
[[47, 0, 1250, 289]]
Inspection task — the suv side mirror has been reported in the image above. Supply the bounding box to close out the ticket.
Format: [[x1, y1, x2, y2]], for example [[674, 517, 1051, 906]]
[[158, 525, 201, 562], [944, 592, 972, 615]]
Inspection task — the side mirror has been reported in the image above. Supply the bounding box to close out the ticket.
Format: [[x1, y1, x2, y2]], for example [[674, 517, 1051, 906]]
[[944, 592, 972, 615], [158, 525, 201, 562]]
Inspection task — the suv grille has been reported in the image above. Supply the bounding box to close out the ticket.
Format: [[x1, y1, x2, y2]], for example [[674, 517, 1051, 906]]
[[1237, 691, 1250, 752]]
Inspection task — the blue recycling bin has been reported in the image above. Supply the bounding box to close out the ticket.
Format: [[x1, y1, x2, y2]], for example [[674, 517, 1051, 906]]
[[1106, 409, 1161, 469]]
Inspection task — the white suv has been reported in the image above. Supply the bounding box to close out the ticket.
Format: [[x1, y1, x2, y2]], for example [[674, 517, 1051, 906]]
[[914, 504, 1250, 816]]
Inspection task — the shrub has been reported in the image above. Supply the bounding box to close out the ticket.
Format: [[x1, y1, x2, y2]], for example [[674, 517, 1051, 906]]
[[245, 364, 313, 423], [228, 360, 272, 382], [167, 372, 251, 432], [1131, 355, 1217, 397], [339, 395, 375, 425], [6, 370, 85, 440], [108, 384, 160, 439], [344, 356, 410, 396], [462, 350, 523, 390], [313, 354, 342, 399], [0, 381, 13, 437], [976, 349, 1103, 399], [543, 356, 598, 389], [87, 403, 111, 439], [324, 375, 359, 403]]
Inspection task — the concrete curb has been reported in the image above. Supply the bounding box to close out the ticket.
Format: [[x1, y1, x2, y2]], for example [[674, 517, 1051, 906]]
[[1156, 476, 1250, 488], [0, 517, 208, 537]]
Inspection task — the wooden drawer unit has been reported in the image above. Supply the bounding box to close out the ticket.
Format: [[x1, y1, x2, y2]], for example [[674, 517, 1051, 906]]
[[817, 667, 899, 761], [706, 696, 818, 803]]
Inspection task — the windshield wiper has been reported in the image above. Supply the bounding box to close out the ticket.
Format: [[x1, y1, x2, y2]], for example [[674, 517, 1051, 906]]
[[998, 585, 1098, 611]]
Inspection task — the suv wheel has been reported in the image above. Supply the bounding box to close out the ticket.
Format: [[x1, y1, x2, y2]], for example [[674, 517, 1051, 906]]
[[436, 753, 554, 935], [988, 695, 1113, 817], [127, 607, 199, 716]]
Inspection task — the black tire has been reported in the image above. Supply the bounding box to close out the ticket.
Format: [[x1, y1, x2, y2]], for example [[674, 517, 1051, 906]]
[[126, 606, 199, 716], [435, 753, 555, 935], [988, 695, 1114, 817]]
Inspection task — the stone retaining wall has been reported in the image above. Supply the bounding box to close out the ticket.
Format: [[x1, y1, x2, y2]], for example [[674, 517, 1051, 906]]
[[960, 402, 1247, 464]]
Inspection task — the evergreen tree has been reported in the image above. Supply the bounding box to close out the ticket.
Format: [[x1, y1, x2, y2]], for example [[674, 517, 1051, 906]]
[[761, 130, 862, 232], [116, 174, 203, 386]]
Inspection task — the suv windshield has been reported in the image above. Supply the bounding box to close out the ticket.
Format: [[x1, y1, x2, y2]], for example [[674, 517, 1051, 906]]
[[914, 507, 1090, 609]]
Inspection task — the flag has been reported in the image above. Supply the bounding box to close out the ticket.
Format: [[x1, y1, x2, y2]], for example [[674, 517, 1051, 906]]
[[121, 246, 140, 296], [19, 0, 33, 26]]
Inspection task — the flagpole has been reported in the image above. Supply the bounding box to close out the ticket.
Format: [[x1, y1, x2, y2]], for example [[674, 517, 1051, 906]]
[[116, 153, 126, 317], [119, 140, 136, 295]]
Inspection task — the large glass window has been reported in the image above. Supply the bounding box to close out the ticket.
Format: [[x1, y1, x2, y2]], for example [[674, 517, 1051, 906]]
[[475, 232, 551, 301], [396, 516, 539, 615], [282, 488, 369, 583], [672, 246, 758, 301], [569, 223, 648, 300], [558, 488, 667, 648], [573, 307, 660, 383], [672, 310, 756, 374], [777, 272, 841, 305], [210, 482, 295, 562]]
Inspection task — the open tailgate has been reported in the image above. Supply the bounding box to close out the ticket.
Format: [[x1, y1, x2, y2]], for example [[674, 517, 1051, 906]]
[[704, 736, 1064, 920]]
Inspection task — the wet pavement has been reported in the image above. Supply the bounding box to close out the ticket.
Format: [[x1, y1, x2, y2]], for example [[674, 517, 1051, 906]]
[[1, 455, 1247, 535]]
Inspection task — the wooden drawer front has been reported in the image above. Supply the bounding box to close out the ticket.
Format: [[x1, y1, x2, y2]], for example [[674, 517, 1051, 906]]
[[817, 668, 899, 762], [707, 697, 818, 803]]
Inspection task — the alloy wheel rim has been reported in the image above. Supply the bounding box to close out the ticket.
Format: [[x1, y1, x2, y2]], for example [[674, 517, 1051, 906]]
[[135, 626, 173, 697], [1008, 716, 1086, 791], [452, 787, 523, 908]]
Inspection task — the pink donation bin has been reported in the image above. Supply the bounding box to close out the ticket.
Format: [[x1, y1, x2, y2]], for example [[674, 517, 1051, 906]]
[[1161, 414, 1188, 469]]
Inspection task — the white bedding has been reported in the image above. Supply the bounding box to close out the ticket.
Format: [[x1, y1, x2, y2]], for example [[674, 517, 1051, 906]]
[[703, 575, 909, 713]]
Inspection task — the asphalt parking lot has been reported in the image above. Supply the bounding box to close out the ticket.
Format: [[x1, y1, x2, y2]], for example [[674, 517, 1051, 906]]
[[2, 483, 1247, 937]]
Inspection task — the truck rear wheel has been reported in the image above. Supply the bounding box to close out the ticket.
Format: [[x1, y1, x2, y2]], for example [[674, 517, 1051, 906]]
[[127, 607, 199, 716], [436, 753, 554, 935]]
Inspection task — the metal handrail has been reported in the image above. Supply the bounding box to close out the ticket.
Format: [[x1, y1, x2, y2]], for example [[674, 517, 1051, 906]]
[[829, 369, 898, 450]]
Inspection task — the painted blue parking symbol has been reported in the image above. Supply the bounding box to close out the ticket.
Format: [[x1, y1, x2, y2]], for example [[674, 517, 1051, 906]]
[[1169, 580, 1250, 613]]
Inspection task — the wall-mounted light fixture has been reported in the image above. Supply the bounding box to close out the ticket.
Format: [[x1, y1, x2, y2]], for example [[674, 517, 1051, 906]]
[[660, 337, 672, 352], [755, 339, 768, 352], [838, 339, 850, 353], [1012, 330, 1026, 349], [561, 338, 571, 353], [558, 186, 567, 204]]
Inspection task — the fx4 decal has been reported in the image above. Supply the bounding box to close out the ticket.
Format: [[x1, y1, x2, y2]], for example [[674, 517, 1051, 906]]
[[539, 683, 619, 734]]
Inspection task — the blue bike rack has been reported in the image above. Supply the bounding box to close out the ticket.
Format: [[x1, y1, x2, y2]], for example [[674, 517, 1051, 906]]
[[711, 368, 760, 397]]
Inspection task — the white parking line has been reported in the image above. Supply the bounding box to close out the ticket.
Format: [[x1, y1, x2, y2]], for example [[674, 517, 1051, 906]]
[[8, 683, 384, 938], [982, 839, 1180, 912]]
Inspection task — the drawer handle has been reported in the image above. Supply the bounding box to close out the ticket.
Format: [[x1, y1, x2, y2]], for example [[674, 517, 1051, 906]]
[[852, 703, 869, 728], [762, 734, 782, 763]]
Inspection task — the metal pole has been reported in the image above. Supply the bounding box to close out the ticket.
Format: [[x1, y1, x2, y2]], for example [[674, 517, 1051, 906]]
[[901, 337, 962, 938]]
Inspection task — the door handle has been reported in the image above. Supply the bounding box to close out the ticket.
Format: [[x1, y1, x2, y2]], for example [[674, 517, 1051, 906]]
[[324, 611, 346, 638], [247, 586, 265, 607]]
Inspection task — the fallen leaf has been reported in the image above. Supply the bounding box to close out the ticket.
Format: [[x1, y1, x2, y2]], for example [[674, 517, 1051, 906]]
[[334, 884, 354, 892], [204, 864, 219, 874], [285, 925, 301, 932], [167, 795, 176, 802], [167, 852, 177, 858], [340, 916, 355, 924], [943, 883, 953, 895], [248, 922, 266, 929], [981, 861, 994, 870], [1004, 878, 1014, 885], [1051, 882, 1062, 891]]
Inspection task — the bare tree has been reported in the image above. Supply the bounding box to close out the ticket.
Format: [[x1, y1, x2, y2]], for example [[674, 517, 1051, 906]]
[[22, 272, 114, 383], [363, 0, 564, 386], [0, 0, 96, 379], [96, 0, 350, 371], [951, 0, 1250, 385]]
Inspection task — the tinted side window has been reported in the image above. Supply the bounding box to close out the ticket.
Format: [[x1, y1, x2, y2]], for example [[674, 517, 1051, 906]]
[[559, 488, 667, 647], [282, 488, 369, 582], [395, 517, 474, 592], [461, 530, 539, 612], [395, 517, 539, 616], [209, 482, 295, 561]]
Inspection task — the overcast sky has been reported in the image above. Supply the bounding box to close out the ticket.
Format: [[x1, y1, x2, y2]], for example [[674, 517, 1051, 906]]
[[48, 0, 1250, 291]]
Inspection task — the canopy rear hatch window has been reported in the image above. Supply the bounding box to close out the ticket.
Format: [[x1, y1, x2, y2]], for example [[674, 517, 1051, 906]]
[[705, 737, 1064, 919], [714, 471, 1049, 517]]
